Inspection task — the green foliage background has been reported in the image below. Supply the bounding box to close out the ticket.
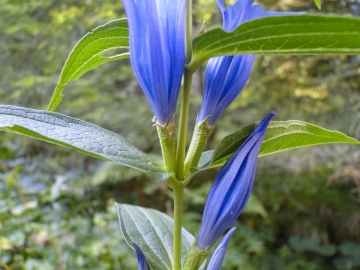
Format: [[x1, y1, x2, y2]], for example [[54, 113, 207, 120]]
[[1, 0, 360, 269]]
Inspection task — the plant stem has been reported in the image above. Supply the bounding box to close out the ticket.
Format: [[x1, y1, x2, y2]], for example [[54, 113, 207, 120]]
[[183, 246, 209, 270], [176, 68, 193, 181], [173, 1, 193, 269], [176, 0, 193, 180], [173, 183, 184, 270], [157, 123, 176, 172], [183, 120, 213, 176]]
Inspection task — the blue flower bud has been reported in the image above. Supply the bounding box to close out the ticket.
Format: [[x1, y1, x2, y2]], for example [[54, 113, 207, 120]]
[[131, 241, 150, 270], [197, 112, 275, 250], [198, 0, 300, 125], [207, 228, 236, 270], [121, 0, 187, 125]]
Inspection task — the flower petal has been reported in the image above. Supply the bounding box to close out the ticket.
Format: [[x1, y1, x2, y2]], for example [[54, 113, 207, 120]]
[[122, 0, 186, 124], [206, 228, 236, 270], [131, 241, 150, 270], [216, 0, 255, 31], [199, 0, 303, 126], [197, 112, 275, 250], [198, 54, 255, 125]]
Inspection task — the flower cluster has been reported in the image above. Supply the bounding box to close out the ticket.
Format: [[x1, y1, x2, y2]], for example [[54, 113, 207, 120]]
[[121, 0, 298, 268]]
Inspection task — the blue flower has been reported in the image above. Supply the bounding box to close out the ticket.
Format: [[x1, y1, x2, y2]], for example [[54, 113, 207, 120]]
[[131, 241, 150, 270], [198, 0, 298, 126], [121, 0, 187, 125], [196, 112, 275, 250], [206, 228, 236, 270]]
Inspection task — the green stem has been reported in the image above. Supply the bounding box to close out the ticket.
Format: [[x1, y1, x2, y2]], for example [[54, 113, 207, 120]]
[[172, 1, 193, 269], [157, 122, 176, 172], [175, 68, 193, 181], [183, 120, 213, 177], [176, 0, 193, 181], [183, 246, 209, 270], [173, 183, 184, 270]]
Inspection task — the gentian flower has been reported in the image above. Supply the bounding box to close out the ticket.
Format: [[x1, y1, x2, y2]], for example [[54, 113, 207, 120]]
[[131, 241, 150, 270], [206, 228, 236, 270], [121, 0, 187, 125], [196, 112, 275, 250], [198, 0, 298, 126]]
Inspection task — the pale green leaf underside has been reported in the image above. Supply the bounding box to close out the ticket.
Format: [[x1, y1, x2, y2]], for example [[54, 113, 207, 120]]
[[0, 105, 171, 183], [191, 15, 360, 69], [116, 203, 195, 270], [198, 120, 360, 169], [48, 19, 129, 111]]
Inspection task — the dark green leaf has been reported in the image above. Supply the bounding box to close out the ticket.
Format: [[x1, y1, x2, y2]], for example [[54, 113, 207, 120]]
[[339, 242, 360, 257], [0, 105, 171, 183], [289, 236, 336, 256], [190, 15, 360, 70], [48, 19, 129, 111], [116, 203, 196, 270], [199, 120, 360, 168]]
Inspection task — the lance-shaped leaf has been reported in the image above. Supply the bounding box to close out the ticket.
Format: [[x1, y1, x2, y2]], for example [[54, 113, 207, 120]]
[[48, 19, 129, 111], [197, 120, 360, 169], [0, 105, 171, 183], [190, 15, 360, 70], [116, 204, 201, 270]]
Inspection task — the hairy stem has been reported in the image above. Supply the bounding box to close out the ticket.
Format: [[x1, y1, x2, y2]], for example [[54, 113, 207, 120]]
[[183, 246, 209, 270], [184, 120, 213, 176], [157, 122, 176, 172]]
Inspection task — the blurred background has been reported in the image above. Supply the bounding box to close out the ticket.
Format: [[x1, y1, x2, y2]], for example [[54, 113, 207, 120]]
[[1, 0, 360, 269]]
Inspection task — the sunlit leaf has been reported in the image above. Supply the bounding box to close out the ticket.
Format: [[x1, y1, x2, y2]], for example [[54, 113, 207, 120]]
[[190, 15, 360, 70], [0, 105, 171, 183], [198, 120, 360, 168], [48, 19, 129, 111]]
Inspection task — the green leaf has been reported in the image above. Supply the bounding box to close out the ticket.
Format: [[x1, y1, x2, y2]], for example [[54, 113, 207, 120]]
[[242, 194, 268, 218], [48, 19, 129, 111], [0, 105, 171, 183], [200, 120, 360, 168], [289, 236, 336, 256], [197, 150, 214, 170], [315, 0, 321, 10], [339, 242, 360, 257], [190, 15, 360, 70], [116, 203, 196, 270]]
